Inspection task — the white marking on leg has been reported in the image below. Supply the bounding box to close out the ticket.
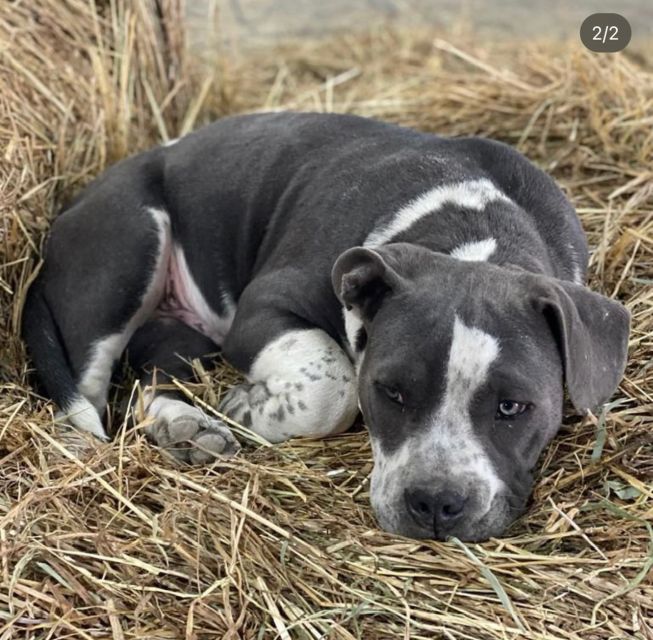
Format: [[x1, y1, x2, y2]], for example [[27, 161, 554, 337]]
[[450, 237, 497, 262], [365, 179, 511, 247], [370, 315, 505, 532], [78, 207, 171, 413], [572, 265, 583, 285], [78, 334, 128, 410], [162, 137, 180, 147], [221, 329, 358, 443], [57, 396, 107, 440]]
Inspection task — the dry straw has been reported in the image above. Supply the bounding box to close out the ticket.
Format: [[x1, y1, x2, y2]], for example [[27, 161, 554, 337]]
[[1, 1, 652, 638]]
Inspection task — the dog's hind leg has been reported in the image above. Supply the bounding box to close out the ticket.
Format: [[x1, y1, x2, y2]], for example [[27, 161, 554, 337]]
[[125, 317, 240, 463], [22, 185, 171, 440]]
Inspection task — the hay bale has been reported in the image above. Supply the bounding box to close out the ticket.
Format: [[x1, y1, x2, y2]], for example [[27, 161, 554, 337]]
[[1, 2, 651, 638]]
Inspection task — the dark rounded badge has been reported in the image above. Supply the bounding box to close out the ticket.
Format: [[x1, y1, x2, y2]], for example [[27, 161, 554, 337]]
[[580, 13, 631, 52]]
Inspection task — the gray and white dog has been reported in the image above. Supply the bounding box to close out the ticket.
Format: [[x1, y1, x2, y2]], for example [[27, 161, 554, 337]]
[[23, 112, 630, 541]]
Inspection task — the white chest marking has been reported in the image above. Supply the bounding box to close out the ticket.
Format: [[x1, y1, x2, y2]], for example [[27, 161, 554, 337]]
[[364, 179, 510, 247], [342, 305, 365, 362], [451, 237, 497, 262]]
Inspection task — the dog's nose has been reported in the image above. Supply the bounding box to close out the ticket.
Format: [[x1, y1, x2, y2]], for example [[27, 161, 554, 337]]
[[405, 488, 467, 530]]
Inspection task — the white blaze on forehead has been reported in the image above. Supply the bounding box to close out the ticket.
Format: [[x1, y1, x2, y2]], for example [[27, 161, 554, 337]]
[[450, 238, 497, 262], [370, 315, 505, 532], [364, 179, 510, 247], [446, 317, 499, 399], [430, 317, 503, 504]]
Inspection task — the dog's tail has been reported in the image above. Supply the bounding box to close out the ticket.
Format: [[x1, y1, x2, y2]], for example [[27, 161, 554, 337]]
[[21, 282, 107, 439]]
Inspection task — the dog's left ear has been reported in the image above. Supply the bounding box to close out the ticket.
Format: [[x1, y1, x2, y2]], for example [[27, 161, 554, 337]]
[[533, 279, 630, 412], [331, 246, 406, 321]]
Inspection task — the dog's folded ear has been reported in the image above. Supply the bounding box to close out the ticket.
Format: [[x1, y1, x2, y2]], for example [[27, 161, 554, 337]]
[[331, 246, 406, 321], [533, 279, 630, 412]]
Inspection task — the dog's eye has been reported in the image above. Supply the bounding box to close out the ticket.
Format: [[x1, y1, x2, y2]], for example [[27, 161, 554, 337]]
[[496, 400, 528, 419], [375, 382, 404, 405]]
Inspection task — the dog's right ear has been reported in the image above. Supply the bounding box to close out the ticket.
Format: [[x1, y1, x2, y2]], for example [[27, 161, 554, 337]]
[[531, 277, 631, 412], [331, 247, 404, 321]]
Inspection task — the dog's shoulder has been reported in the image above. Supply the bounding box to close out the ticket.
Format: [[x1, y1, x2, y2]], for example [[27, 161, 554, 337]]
[[447, 135, 588, 279]]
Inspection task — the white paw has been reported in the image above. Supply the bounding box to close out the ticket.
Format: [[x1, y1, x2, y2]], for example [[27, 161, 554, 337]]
[[49, 425, 105, 461], [146, 397, 240, 464]]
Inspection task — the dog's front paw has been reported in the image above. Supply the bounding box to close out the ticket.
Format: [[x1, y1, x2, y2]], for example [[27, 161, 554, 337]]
[[219, 382, 260, 428], [146, 398, 240, 464]]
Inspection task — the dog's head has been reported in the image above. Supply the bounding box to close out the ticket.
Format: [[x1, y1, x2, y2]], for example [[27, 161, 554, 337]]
[[332, 243, 630, 540]]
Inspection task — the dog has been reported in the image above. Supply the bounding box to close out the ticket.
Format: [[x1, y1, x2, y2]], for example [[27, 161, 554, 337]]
[[22, 112, 630, 541]]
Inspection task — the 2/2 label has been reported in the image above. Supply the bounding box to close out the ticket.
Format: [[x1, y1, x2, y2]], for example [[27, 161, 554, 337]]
[[580, 13, 631, 52]]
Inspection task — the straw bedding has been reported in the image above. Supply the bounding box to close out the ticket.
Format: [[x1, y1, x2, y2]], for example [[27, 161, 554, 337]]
[[1, 1, 651, 638]]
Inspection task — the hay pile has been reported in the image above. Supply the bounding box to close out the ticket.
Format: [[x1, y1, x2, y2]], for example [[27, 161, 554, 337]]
[[1, 2, 652, 638]]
